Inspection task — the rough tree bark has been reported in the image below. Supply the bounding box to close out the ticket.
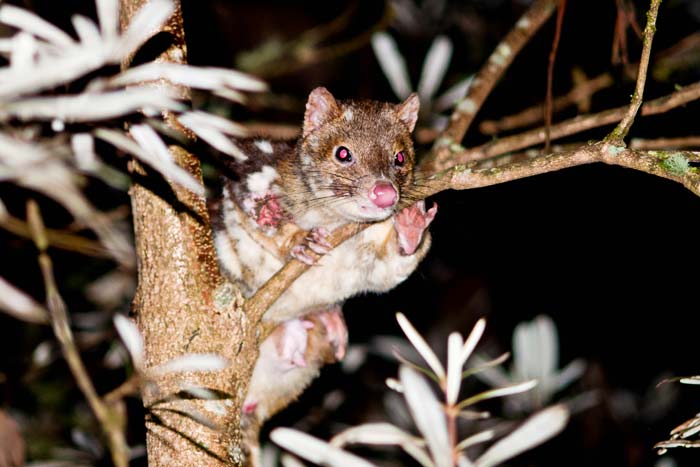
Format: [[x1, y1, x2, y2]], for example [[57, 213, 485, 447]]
[[121, 1, 257, 465]]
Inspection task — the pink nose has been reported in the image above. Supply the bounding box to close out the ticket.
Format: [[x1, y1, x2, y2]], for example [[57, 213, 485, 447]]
[[369, 182, 397, 208]]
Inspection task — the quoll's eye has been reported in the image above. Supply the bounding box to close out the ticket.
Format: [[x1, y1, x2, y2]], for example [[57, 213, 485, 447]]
[[394, 151, 406, 167], [335, 146, 353, 163]]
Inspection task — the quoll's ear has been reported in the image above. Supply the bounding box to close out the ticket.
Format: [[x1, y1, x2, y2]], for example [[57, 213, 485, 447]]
[[303, 87, 340, 138], [396, 93, 420, 132]]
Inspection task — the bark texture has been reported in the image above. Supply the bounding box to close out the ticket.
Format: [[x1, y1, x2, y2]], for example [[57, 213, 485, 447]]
[[121, 1, 257, 465]]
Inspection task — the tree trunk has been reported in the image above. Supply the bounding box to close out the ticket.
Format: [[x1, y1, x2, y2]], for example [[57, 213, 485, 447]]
[[121, 1, 257, 465]]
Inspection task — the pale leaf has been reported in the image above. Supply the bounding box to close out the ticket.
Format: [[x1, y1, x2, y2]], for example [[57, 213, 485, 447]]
[[463, 352, 510, 380], [0, 276, 48, 324], [178, 384, 221, 400], [0, 46, 110, 99], [178, 112, 248, 160], [514, 315, 557, 380], [459, 318, 486, 371], [446, 332, 463, 404], [371, 32, 412, 99], [680, 376, 700, 385], [271, 428, 376, 467], [171, 405, 219, 430], [474, 405, 569, 467], [553, 358, 586, 391], [32, 341, 54, 367], [129, 124, 204, 195], [386, 377, 404, 393], [71, 15, 101, 45], [113, 314, 144, 370], [95, 0, 119, 40], [455, 430, 495, 452], [331, 422, 433, 467], [396, 312, 445, 380], [400, 366, 451, 467], [434, 75, 474, 112], [280, 454, 307, 467], [71, 133, 97, 171], [117, 0, 174, 60], [150, 353, 229, 375], [109, 62, 266, 93], [417, 35, 452, 102], [5, 88, 182, 122], [457, 380, 537, 410], [0, 5, 73, 47], [8, 32, 36, 69]]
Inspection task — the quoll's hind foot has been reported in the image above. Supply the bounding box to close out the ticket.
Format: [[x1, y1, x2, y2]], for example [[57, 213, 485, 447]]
[[316, 306, 348, 360], [291, 226, 332, 265], [241, 318, 314, 416], [274, 318, 315, 369], [394, 200, 438, 256]]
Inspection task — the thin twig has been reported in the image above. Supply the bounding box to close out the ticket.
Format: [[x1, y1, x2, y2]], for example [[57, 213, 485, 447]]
[[244, 136, 700, 323], [104, 375, 142, 404], [1, 212, 111, 259], [436, 143, 700, 195], [446, 82, 700, 164], [544, 0, 566, 152], [244, 222, 368, 325], [246, 0, 684, 329], [606, 0, 662, 145], [26, 200, 129, 467], [630, 136, 700, 150], [479, 72, 613, 135], [427, 0, 558, 166]]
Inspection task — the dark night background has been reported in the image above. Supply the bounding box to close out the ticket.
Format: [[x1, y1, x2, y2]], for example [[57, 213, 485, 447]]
[[2, 0, 700, 465]]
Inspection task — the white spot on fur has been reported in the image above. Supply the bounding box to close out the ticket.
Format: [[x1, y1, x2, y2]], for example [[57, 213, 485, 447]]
[[301, 154, 313, 166], [214, 232, 242, 280], [343, 109, 354, 121], [254, 139, 273, 154], [246, 165, 278, 194], [225, 219, 283, 291]]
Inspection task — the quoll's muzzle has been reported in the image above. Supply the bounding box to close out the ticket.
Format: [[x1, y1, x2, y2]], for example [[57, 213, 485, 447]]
[[369, 181, 398, 208]]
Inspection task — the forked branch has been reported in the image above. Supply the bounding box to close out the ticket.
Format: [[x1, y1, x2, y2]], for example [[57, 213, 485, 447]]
[[246, 0, 695, 325]]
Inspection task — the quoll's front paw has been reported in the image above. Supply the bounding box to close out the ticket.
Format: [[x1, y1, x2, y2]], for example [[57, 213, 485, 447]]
[[317, 305, 348, 360], [291, 227, 332, 265], [394, 200, 438, 256]]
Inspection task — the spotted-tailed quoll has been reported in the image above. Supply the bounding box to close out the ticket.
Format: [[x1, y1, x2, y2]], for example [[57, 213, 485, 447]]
[[212, 87, 437, 429]]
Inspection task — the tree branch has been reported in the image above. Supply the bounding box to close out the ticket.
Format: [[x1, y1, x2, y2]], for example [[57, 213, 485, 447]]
[[27, 200, 129, 467], [121, 1, 256, 465], [436, 143, 700, 195], [544, 0, 566, 152], [244, 0, 697, 343], [606, 0, 662, 144], [426, 0, 558, 168], [0, 211, 111, 259], [444, 82, 700, 165]]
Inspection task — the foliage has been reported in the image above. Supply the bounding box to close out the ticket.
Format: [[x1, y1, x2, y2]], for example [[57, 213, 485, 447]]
[[271, 314, 569, 467]]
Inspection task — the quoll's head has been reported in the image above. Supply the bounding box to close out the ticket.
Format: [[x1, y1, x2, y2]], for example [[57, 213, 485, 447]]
[[299, 87, 420, 222]]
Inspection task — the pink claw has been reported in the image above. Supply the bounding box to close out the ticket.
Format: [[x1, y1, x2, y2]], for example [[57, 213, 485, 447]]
[[318, 306, 348, 361], [291, 227, 332, 264]]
